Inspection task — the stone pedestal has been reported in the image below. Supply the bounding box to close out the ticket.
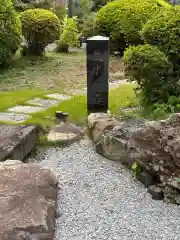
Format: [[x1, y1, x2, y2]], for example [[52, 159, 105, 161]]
[[86, 36, 109, 113]]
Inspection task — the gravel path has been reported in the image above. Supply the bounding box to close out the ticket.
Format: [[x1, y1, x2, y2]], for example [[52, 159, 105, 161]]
[[38, 139, 180, 240]]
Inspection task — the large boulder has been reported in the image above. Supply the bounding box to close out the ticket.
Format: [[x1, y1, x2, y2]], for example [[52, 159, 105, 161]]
[[0, 160, 58, 240], [88, 113, 180, 204], [88, 112, 121, 143], [88, 112, 144, 164]]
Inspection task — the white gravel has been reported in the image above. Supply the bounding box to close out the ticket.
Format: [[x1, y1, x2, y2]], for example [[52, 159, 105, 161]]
[[38, 139, 180, 240]]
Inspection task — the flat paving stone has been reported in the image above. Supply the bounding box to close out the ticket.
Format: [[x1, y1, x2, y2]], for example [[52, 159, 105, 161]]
[[68, 89, 86, 95], [7, 105, 45, 114], [27, 98, 59, 107], [109, 79, 129, 89], [0, 112, 30, 123], [46, 93, 71, 101]]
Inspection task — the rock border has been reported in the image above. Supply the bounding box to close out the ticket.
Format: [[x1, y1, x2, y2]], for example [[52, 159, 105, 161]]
[[87, 112, 180, 204]]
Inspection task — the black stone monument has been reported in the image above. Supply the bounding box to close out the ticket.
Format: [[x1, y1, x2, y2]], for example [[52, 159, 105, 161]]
[[86, 35, 109, 113]]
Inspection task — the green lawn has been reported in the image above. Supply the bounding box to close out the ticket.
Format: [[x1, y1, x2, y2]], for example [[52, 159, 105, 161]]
[[0, 84, 138, 128], [0, 51, 138, 129], [0, 88, 55, 112], [26, 83, 138, 128]]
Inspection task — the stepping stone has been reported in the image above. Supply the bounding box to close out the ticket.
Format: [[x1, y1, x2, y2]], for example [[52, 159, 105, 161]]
[[7, 105, 44, 114], [68, 89, 86, 95], [111, 71, 125, 80], [0, 112, 30, 123], [109, 80, 129, 89], [46, 93, 71, 101], [27, 98, 59, 107]]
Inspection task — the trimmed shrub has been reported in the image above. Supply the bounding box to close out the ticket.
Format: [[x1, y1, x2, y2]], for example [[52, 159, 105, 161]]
[[56, 17, 79, 53], [96, 0, 168, 52], [20, 8, 61, 55], [124, 44, 179, 105], [141, 7, 180, 68], [81, 12, 97, 38], [0, 0, 22, 65]]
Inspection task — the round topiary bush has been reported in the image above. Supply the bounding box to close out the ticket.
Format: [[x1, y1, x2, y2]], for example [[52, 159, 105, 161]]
[[0, 0, 22, 65], [124, 44, 179, 105], [141, 7, 180, 67], [20, 8, 61, 55], [96, 0, 166, 52]]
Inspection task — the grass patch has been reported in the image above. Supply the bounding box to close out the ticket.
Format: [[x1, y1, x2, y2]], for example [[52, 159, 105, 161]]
[[0, 50, 137, 129], [0, 83, 138, 127], [109, 83, 138, 116], [24, 83, 138, 128], [0, 88, 55, 112]]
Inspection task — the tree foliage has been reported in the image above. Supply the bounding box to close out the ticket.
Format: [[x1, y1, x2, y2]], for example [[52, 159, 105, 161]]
[[0, 0, 22, 65], [20, 8, 60, 55], [124, 44, 177, 105], [96, 0, 169, 52]]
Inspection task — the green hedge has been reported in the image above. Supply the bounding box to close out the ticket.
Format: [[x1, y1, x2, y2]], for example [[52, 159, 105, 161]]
[[0, 0, 22, 65], [141, 7, 180, 68], [96, 0, 170, 52], [124, 44, 177, 105], [20, 8, 61, 55]]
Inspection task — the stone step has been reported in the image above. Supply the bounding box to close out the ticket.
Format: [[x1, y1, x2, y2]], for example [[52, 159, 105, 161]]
[[0, 124, 39, 161], [46, 93, 71, 101], [7, 105, 45, 114], [0, 112, 30, 123], [27, 98, 59, 107]]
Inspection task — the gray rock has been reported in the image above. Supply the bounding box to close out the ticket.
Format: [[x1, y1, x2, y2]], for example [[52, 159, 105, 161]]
[[27, 98, 59, 108], [111, 71, 125, 80], [7, 106, 45, 114], [138, 171, 156, 188], [109, 80, 129, 89], [47, 121, 84, 144], [0, 159, 22, 167], [0, 163, 58, 240], [0, 124, 39, 162], [0, 112, 30, 123], [148, 185, 164, 201], [88, 112, 180, 204], [45, 93, 71, 101], [88, 113, 144, 164]]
